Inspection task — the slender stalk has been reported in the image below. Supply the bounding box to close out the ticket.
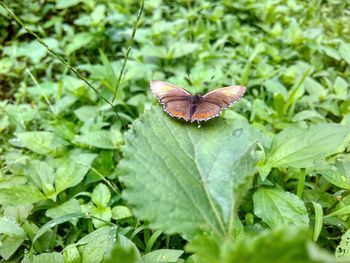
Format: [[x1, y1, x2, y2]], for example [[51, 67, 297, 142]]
[[0, 1, 139, 127], [297, 168, 306, 198], [26, 69, 56, 115], [111, 0, 144, 103]]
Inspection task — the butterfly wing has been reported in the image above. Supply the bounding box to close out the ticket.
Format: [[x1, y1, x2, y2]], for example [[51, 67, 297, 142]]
[[191, 86, 246, 122], [150, 80, 192, 121]]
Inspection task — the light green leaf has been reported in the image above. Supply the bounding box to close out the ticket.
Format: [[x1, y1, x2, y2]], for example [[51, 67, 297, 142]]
[[324, 205, 350, 218], [0, 217, 26, 238], [0, 236, 24, 260], [56, 0, 81, 9], [55, 153, 97, 193], [77, 226, 116, 263], [112, 206, 133, 220], [75, 130, 122, 149], [266, 123, 350, 168], [92, 183, 111, 207], [223, 226, 324, 263], [65, 32, 94, 55], [319, 160, 350, 189], [32, 252, 64, 263], [120, 106, 258, 238], [103, 233, 141, 263], [141, 249, 184, 263], [339, 42, 350, 65], [63, 246, 80, 263], [26, 160, 55, 195], [15, 131, 67, 155], [0, 185, 45, 205], [46, 198, 81, 220], [91, 206, 112, 228], [253, 188, 309, 228], [336, 228, 350, 259], [312, 202, 323, 241]]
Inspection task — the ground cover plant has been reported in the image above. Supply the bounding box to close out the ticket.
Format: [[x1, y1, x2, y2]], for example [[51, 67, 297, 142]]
[[0, 0, 350, 262]]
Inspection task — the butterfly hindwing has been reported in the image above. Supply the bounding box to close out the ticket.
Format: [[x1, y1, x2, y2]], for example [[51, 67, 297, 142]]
[[190, 102, 221, 122]]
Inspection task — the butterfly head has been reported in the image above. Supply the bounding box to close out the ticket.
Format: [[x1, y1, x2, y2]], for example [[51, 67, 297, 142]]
[[191, 94, 202, 104]]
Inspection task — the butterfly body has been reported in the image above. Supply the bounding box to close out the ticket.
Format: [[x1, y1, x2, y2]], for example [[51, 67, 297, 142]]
[[150, 80, 245, 123]]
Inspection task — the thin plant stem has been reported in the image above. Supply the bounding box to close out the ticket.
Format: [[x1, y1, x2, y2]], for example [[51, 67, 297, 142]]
[[26, 69, 56, 115], [0, 1, 134, 127], [297, 168, 306, 198], [111, 0, 144, 103]]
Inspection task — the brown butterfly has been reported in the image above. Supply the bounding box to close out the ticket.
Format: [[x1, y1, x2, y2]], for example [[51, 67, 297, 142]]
[[150, 80, 246, 123]]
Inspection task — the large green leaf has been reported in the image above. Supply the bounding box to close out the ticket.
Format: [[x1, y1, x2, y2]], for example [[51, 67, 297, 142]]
[[14, 131, 68, 155], [253, 188, 309, 228], [120, 106, 259, 238], [265, 123, 350, 170]]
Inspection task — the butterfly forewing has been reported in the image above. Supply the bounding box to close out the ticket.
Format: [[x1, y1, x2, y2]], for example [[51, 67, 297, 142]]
[[150, 80, 192, 121], [202, 86, 246, 108]]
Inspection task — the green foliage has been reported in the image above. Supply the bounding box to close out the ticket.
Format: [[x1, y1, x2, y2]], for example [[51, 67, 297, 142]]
[[1, 0, 350, 262]]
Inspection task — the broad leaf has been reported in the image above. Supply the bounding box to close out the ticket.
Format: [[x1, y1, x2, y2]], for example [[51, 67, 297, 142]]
[[336, 228, 350, 259], [253, 188, 309, 228], [0, 185, 45, 205], [319, 160, 350, 189], [32, 252, 64, 263], [223, 226, 326, 263], [266, 123, 350, 169], [92, 183, 111, 207], [0, 217, 26, 238], [75, 130, 122, 149], [54, 153, 97, 193], [120, 106, 258, 238], [141, 249, 184, 263], [14, 131, 67, 155]]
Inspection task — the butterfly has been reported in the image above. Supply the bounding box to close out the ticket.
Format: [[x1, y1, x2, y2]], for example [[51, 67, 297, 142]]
[[150, 80, 246, 123]]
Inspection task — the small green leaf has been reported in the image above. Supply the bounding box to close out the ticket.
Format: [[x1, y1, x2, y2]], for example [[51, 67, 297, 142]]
[[46, 198, 81, 220], [65, 32, 94, 55], [55, 153, 97, 193], [0, 236, 24, 260], [141, 249, 184, 263], [92, 183, 111, 207], [253, 188, 309, 228], [319, 160, 350, 189], [26, 160, 55, 195], [312, 202, 323, 241], [0, 185, 45, 205], [0, 217, 26, 238], [56, 0, 81, 9], [112, 206, 133, 220], [103, 234, 141, 263], [91, 206, 112, 228], [75, 130, 122, 149], [336, 228, 350, 259], [32, 252, 64, 263], [339, 41, 350, 65], [78, 226, 116, 263], [15, 131, 67, 155], [324, 205, 350, 219]]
